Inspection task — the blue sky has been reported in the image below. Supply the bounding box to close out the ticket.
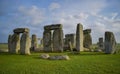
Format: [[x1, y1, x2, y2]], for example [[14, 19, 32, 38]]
[[0, 0, 120, 43]]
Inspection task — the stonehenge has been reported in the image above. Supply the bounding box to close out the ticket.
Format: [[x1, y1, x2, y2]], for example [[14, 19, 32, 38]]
[[64, 34, 76, 51], [43, 24, 64, 52], [8, 34, 12, 53], [53, 28, 64, 52], [8, 28, 31, 55], [8, 33, 20, 53], [8, 23, 118, 54], [14, 28, 29, 33], [83, 29, 92, 51], [104, 31, 116, 54], [31, 34, 38, 51], [98, 37, 104, 51], [76, 23, 84, 52], [20, 32, 31, 55]]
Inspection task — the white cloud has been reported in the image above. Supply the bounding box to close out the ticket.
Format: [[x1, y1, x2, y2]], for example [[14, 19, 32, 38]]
[[50, 12, 89, 35], [59, 0, 107, 15], [73, 13, 89, 20], [16, 1, 120, 43], [89, 12, 120, 43], [49, 2, 61, 11], [111, 13, 118, 20], [47, 0, 107, 37], [18, 5, 44, 25]]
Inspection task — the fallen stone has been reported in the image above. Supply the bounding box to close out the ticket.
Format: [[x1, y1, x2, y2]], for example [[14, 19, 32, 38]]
[[83, 47, 90, 52], [40, 54, 50, 59], [48, 55, 70, 60]]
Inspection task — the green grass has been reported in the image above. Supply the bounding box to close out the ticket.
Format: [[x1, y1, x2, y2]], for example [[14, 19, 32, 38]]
[[0, 52, 120, 74], [0, 44, 120, 74], [0, 43, 8, 49]]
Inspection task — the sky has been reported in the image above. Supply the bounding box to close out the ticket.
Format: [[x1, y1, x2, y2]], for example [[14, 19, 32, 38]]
[[0, 0, 120, 43]]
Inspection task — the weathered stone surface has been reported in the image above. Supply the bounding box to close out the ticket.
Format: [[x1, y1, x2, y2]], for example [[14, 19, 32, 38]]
[[44, 24, 62, 30], [64, 34, 76, 50], [20, 33, 30, 55], [69, 41, 73, 51], [8, 34, 12, 53], [53, 29, 64, 52], [13, 28, 29, 33], [40, 54, 50, 59], [48, 55, 70, 60], [83, 29, 91, 34], [76, 23, 83, 52], [31, 34, 38, 51], [84, 47, 90, 52], [83, 29, 92, 50], [10, 33, 20, 53], [43, 24, 64, 52], [98, 37, 104, 51], [104, 31, 116, 54], [40, 38, 43, 45], [94, 49, 102, 52], [43, 30, 53, 52]]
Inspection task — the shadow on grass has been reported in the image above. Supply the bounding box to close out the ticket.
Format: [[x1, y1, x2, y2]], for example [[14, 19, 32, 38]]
[[0, 52, 14, 55], [67, 52, 109, 56], [1, 51, 118, 57], [0, 52, 30, 56]]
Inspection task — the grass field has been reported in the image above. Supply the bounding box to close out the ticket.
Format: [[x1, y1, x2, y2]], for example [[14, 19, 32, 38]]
[[0, 43, 8, 49], [0, 44, 120, 74]]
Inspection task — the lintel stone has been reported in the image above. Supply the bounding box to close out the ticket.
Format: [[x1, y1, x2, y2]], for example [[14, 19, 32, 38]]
[[44, 24, 62, 30], [13, 28, 29, 33]]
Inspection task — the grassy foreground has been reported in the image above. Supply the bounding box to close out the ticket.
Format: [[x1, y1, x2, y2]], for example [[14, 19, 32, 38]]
[[0, 52, 120, 74]]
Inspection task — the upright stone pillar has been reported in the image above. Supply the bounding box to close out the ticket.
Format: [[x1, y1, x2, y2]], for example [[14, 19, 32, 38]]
[[83, 29, 92, 51], [104, 31, 116, 54], [53, 29, 63, 52], [64, 34, 76, 51], [98, 37, 104, 51], [43, 30, 53, 52], [40, 38, 43, 45], [8, 34, 12, 53], [20, 33, 30, 55], [43, 24, 64, 52], [10, 33, 20, 53], [31, 34, 38, 51], [76, 23, 83, 52]]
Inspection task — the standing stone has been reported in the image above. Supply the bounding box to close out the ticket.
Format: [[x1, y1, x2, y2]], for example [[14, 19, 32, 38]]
[[10, 33, 20, 53], [43, 30, 53, 52], [8, 34, 12, 53], [104, 31, 116, 54], [83, 29, 92, 51], [43, 24, 64, 52], [31, 34, 38, 51], [53, 29, 64, 52], [40, 38, 43, 45], [76, 23, 84, 52], [69, 41, 73, 51], [65, 34, 76, 49], [98, 37, 104, 51], [20, 33, 30, 55], [64, 34, 76, 51]]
